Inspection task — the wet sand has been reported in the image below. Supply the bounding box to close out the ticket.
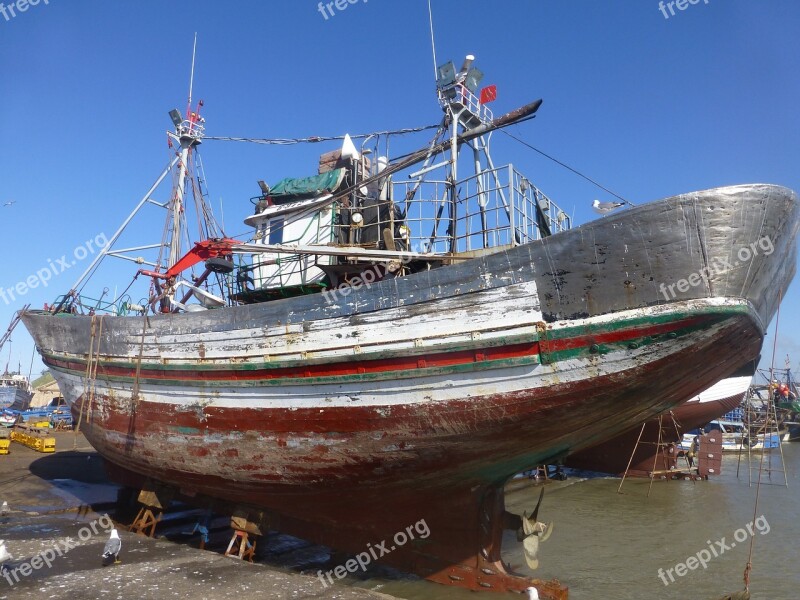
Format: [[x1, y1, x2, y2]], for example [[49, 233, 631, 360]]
[[0, 431, 398, 600]]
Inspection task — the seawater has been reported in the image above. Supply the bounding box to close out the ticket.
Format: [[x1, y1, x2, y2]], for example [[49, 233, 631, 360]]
[[355, 444, 800, 600]]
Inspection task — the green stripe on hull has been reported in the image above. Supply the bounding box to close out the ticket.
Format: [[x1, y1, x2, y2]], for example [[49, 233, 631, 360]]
[[43, 304, 747, 387]]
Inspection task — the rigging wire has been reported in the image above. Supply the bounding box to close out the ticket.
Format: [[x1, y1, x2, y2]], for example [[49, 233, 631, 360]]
[[204, 124, 441, 146], [499, 127, 635, 206]]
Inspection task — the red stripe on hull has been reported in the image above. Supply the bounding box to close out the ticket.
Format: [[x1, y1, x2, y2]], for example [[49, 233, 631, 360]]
[[47, 340, 540, 381], [44, 314, 711, 383]]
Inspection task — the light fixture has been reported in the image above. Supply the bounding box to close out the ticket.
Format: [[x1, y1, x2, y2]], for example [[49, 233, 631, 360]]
[[169, 109, 183, 128], [464, 67, 484, 93], [436, 61, 456, 89]]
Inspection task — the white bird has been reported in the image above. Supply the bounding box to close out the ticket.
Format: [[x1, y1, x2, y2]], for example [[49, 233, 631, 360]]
[[1, 501, 8, 516], [592, 199, 625, 215], [0, 539, 11, 564], [2, 201, 14, 207], [526, 586, 540, 600], [101, 529, 122, 566]]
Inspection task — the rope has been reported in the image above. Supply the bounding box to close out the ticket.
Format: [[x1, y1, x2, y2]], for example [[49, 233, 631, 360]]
[[75, 315, 103, 449], [131, 313, 148, 405]]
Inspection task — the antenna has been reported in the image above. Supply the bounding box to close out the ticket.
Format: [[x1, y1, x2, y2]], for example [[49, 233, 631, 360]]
[[187, 32, 198, 116], [427, 0, 437, 81]]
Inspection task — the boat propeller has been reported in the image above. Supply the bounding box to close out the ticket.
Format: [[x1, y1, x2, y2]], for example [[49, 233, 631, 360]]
[[504, 487, 554, 570]]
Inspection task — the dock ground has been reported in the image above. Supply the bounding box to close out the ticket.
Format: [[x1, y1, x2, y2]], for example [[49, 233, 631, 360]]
[[0, 430, 399, 600]]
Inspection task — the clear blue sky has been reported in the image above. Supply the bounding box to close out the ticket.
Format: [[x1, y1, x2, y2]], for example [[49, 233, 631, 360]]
[[1, 0, 798, 378]]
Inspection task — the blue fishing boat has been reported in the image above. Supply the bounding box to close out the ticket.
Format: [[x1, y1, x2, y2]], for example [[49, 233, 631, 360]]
[[0, 373, 32, 413]]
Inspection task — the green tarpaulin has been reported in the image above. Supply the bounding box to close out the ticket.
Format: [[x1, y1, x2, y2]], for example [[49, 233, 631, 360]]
[[270, 168, 346, 199]]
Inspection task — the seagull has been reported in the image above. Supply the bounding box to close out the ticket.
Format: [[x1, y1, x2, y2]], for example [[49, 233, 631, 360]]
[[526, 587, 540, 600], [0, 539, 11, 566], [592, 199, 625, 215], [2, 201, 14, 207], [1, 501, 8, 516], [101, 529, 122, 566]]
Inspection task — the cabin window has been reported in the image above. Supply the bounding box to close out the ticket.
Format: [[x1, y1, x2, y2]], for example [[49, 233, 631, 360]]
[[268, 217, 285, 245]]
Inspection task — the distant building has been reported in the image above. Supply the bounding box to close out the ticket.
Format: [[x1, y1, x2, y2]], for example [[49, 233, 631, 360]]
[[31, 379, 61, 408]]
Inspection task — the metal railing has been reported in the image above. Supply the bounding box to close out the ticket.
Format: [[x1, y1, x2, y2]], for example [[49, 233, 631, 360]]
[[395, 164, 570, 255], [438, 84, 493, 127], [178, 118, 205, 140]]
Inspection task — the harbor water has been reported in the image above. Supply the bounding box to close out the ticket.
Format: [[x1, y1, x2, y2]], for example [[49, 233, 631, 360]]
[[354, 444, 800, 600]]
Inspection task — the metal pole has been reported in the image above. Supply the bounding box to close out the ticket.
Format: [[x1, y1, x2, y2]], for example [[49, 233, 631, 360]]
[[473, 144, 487, 250], [448, 108, 461, 254], [169, 142, 192, 267]]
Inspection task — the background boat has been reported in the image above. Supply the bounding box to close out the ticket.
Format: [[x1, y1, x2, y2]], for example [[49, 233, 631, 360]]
[[566, 362, 756, 476], [0, 373, 33, 412]]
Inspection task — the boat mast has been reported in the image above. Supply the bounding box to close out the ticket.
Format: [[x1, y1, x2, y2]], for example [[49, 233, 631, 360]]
[[167, 33, 204, 269], [435, 54, 505, 253]]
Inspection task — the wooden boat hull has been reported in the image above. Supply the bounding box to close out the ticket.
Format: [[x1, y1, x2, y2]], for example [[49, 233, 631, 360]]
[[0, 386, 33, 412], [21, 183, 800, 596]]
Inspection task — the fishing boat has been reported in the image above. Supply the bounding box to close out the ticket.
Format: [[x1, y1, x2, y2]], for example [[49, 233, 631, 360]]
[[0, 373, 33, 412], [566, 363, 755, 476], [19, 54, 800, 597], [756, 365, 800, 421], [0, 411, 18, 428], [10, 396, 69, 423], [686, 391, 787, 452], [0, 312, 33, 413], [738, 366, 800, 442]]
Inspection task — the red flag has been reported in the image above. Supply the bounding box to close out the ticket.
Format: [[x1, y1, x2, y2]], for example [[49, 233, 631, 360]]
[[479, 85, 497, 104]]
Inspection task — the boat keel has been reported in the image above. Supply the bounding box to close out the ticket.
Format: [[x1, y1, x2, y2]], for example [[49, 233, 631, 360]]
[[423, 484, 566, 597]]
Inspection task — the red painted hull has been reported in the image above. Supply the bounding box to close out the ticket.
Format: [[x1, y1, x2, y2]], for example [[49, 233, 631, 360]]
[[77, 316, 760, 596]]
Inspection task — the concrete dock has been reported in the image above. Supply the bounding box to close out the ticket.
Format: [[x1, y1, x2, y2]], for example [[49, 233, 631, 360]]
[[0, 430, 400, 600]]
